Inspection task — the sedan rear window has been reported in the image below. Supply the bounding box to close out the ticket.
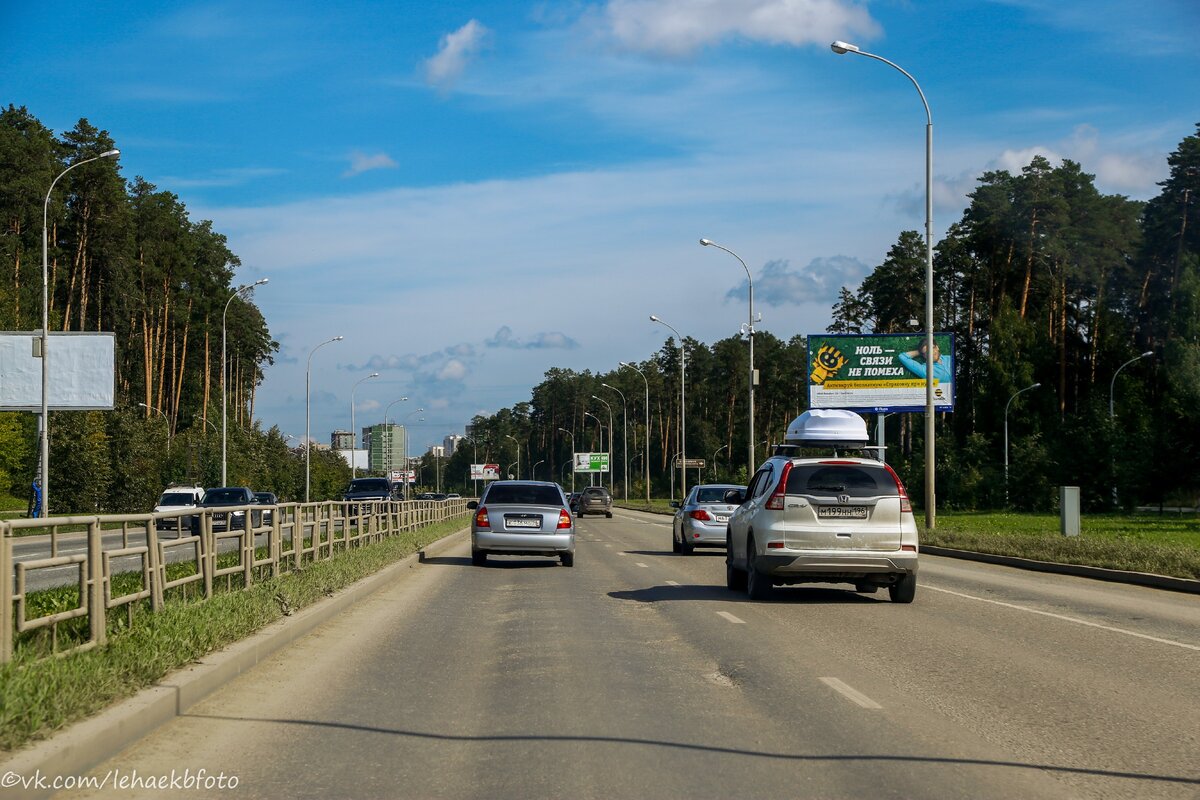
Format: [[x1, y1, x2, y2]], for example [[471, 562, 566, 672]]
[[483, 485, 564, 506], [785, 465, 896, 498], [694, 487, 735, 503]]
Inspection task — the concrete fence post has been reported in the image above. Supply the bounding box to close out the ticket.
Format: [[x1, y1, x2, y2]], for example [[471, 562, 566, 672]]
[[88, 519, 107, 648], [1060, 486, 1081, 537], [1, 524, 12, 663]]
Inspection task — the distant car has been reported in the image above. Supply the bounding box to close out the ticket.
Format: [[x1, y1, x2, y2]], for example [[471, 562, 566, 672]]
[[576, 486, 613, 518], [468, 480, 575, 567], [446, 493, 462, 500], [568, 492, 582, 513], [153, 485, 205, 531], [671, 483, 745, 554], [725, 410, 919, 603], [343, 478, 395, 512], [193, 487, 262, 534], [254, 492, 278, 525]]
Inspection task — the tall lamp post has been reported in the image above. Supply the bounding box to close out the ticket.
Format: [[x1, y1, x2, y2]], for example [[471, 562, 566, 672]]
[[700, 238, 757, 476], [651, 315, 687, 499], [305, 335, 344, 501], [222, 277, 269, 486], [138, 403, 171, 453], [712, 443, 729, 483], [831, 40, 937, 529], [350, 373, 379, 478], [619, 362, 651, 504], [592, 395, 614, 493], [532, 459, 545, 480], [505, 433, 521, 480], [600, 383, 628, 501], [41, 148, 121, 517], [403, 409, 424, 498], [1109, 351, 1153, 506], [558, 428, 575, 493], [1003, 383, 1040, 506]]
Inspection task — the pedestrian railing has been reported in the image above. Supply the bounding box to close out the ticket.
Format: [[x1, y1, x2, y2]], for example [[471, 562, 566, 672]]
[[0, 498, 469, 664]]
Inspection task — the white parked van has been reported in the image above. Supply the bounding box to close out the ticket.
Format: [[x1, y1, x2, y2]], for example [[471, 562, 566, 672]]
[[153, 485, 205, 531]]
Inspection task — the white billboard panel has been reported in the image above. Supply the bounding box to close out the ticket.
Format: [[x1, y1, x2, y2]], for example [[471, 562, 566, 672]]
[[0, 332, 115, 410]]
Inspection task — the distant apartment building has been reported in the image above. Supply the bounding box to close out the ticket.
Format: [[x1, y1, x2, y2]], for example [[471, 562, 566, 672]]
[[443, 434, 463, 456], [428, 445, 445, 458], [331, 430, 353, 450], [366, 423, 407, 473]]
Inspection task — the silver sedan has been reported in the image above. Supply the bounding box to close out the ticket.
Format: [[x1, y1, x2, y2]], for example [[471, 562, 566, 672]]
[[671, 483, 744, 554], [468, 481, 575, 567]]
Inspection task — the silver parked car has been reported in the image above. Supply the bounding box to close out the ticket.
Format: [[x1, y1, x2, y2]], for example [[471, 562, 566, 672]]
[[671, 483, 744, 554], [725, 410, 919, 603], [467, 481, 576, 567]]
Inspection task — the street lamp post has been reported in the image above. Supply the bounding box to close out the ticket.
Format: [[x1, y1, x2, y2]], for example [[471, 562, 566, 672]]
[[41, 148, 121, 517], [619, 362, 651, 504], [505, 434, 520, 480], [592, 396, 614, 492], [532, 459, 545, 480], [193, 413, 217, 434], [139, 403, 171, 453], [1109, 351, 1154, 506], [350, 373, 380, 478], [700, 238, 757, 476], [712, 443, 729, 483], [222, 278, 269, 486], [403, 409, 424, 498], [600, 383, 628, 501], [305, 335, 344, 501], [1004, 383, 1041, 507], [558, 428, 575, 493], [651, 315, 687, 499], [382, 397, 410, 478], [831, 40, 937, 529]]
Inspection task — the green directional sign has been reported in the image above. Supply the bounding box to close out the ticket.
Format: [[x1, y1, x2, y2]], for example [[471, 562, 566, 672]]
[[573, 452, 610, 473]]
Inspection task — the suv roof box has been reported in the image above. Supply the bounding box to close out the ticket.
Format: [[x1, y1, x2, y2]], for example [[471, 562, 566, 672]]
[[783, 409, 869, 446]]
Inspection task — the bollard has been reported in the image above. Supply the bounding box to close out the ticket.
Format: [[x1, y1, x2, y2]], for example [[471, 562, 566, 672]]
[[1060, 486, 1080, 537]]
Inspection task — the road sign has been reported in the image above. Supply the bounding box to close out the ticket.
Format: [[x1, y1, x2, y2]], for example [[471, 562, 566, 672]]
[[673, 457, 705, 468], [573, 452, 609, 473]]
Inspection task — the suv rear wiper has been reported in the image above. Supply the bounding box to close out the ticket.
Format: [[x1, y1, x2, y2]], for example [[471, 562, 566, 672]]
[[808, 485, 847, 492]]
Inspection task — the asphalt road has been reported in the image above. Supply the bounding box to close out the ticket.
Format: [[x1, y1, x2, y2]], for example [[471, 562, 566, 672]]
[[60, 509, 1199, 799]]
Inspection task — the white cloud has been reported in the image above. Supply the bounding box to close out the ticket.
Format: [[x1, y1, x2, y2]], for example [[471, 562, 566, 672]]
[[438, 359, 468, 381], [486, 326, 581, 350], [733, 256, 872, 306], [424, 19, 490, 88], [343, 151, 398, 178], [601, 0, 881, 56]]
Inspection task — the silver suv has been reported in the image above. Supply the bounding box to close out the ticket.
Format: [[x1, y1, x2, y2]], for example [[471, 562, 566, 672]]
[[725, 410, 919, 602]]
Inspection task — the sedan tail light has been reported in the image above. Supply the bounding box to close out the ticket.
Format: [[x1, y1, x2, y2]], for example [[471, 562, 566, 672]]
[[475, 506, 490, 528], [884, 464, 913, 514], [765, 462, 793, 510], [557, 509, 572, 529], [688, 509, 712, 521]]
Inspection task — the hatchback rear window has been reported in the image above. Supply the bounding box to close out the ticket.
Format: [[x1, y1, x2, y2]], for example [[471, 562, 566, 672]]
[[484, 485, 564, 506], [785, 464, 896, 497]]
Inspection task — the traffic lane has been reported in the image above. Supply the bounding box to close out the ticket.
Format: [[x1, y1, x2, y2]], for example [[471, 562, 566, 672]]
[[600, 516, 1200, 798], [64, 522, 1061, 800]]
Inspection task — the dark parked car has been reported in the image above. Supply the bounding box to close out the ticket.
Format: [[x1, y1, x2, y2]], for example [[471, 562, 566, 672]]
[[192, 487, 261, 534], [576, 486, 613, 518], [254, 492, 278, 525], [568, 492, 582, 513], [343, 478, 395, 506]]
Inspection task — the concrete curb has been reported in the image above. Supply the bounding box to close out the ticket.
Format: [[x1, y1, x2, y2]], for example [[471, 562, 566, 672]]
[[921, 545, 1200, 594], [0, 527, 469, 799]]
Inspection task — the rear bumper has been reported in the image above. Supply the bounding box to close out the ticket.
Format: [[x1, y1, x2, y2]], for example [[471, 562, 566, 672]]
[[681, 519, 728, 545], [754, 550, 918, 582], [473, 530, 575, 555]]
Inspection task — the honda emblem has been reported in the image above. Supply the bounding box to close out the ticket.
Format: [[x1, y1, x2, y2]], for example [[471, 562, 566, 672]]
[[838, 494, 850, 504]]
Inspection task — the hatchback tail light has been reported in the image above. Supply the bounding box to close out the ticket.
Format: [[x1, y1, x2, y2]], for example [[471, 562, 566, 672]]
[[475, 506, 490, 528], [884, 464, 913, 514], [557, 509, 572, 529], [765, 462, 793, 510], [688, 509, 712, 521]]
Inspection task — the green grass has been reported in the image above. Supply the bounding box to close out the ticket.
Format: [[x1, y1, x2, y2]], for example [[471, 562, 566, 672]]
[[0, 515, 468, 752], [616, 500, 677, 515]]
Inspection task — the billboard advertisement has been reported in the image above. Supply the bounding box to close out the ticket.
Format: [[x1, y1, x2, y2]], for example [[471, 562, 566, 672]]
[[807, 333, 955, 413], [470, 463, 501, 481], [573, 452, 610, 473], [0, 332, 115, 410]]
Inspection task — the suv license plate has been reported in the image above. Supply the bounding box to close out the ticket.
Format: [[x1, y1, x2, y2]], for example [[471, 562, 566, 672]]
[[506, 518, 541, 528], [817, 506, 868, 519]]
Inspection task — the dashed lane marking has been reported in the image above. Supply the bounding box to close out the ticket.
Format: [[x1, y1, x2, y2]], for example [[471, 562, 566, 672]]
[[820, 677, 883, 709], [716, 611, 745, 624], [635, 562, 649, 568], [666, 580, 680, 586]]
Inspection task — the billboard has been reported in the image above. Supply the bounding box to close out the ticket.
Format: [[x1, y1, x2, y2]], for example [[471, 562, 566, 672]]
[[0, 332, 115, 410], [574, 452, 610, 473], [470, 463, 500, 481], [807, 333, 955, 413]]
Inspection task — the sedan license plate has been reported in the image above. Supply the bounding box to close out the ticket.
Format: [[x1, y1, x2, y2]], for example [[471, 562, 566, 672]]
[[505, 517, 542, 529], [817, 506, 868, 519], [714, 514, 730, 523]]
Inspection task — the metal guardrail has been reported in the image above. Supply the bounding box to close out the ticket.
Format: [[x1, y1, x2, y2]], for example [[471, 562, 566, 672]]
[[1, 498, 470, 663]]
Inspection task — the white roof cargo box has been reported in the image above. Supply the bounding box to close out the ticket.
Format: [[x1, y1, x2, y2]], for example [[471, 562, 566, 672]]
[[784, 409, 868, 444]]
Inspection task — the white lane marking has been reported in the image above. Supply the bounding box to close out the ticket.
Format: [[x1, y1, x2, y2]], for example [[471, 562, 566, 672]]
[[604, 543, 612, 548], [665, 580, 680, 586], [716, 611, 745, 624], [616, 551, 627, 556], [635, 562, 649, 568], [926, 585, 1200, 652], [820, 677, 883, 709]]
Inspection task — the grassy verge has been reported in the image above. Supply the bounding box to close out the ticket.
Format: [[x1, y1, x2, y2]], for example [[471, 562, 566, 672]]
[[0, 515, 467, 753], [617, 500, 676, 515]]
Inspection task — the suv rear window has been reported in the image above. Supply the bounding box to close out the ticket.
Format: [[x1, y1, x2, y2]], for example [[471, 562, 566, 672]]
[[582, 488, 610, 497], [203, 488, 248, 504], [158, 493, 197, 505], [347, 479, 390, 492], [785, 464, 897, 498], [484, 485, 564, 506]]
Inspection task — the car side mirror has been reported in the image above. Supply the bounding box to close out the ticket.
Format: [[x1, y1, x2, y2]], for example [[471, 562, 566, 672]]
[[669, 501, 680, 508], [723, 489, 745, 505], [466, 501, 478, 510]]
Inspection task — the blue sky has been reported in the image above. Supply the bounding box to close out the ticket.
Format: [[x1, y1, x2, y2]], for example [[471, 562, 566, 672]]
[[5, 0, 1198, 450]]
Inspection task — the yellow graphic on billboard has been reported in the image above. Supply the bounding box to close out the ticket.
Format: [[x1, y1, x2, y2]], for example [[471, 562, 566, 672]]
[[810, 344, 848, 385]]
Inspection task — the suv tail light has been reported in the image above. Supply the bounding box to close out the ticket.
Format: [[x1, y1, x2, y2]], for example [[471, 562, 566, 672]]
[[884, 464, 912, 514], [475, 506, 490, 528], [557, 509, 572, 529], [765, 462, 793, 510], [688, 509, 712, 521]]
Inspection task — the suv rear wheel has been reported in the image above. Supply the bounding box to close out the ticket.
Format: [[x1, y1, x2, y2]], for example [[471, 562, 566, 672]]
[[889, 572, 916, 603], [744, 535, 773, 601]]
